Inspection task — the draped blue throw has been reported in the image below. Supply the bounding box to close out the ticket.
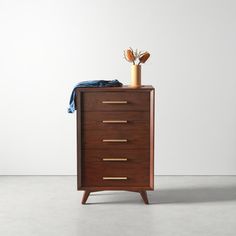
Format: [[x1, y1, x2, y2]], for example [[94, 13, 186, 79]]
[[68, 79, 123, 113]]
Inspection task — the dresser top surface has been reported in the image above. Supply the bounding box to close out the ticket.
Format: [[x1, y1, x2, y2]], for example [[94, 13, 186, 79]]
[[76, 85, 154, 92]]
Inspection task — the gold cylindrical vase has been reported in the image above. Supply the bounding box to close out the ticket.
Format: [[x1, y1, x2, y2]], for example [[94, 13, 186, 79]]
[[131, 65, 141, 88]]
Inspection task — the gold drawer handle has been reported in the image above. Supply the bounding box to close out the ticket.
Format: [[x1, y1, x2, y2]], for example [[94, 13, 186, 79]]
[[102, 158, 128, 161], [103, 177, 128, 180], [102, 101, 127, 104], [102, 120, 127, 124], [102, 139, 127, 143]]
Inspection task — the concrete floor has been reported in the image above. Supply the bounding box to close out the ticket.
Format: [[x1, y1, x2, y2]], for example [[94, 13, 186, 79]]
[[0, 176, 236, 236]]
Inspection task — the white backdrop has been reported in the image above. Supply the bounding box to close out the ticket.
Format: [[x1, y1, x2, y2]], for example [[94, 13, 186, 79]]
[[0, 0, 236, 175]]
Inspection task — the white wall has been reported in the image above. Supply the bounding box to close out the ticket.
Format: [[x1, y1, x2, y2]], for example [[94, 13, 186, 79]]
[[0, 0, 236, 175]]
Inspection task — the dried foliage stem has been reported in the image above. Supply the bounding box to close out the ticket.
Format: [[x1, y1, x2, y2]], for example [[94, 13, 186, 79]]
[[124, 47, 150, 65]]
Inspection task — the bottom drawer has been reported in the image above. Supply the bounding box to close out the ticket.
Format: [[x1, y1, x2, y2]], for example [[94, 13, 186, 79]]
[[82, 168, 150, 187]]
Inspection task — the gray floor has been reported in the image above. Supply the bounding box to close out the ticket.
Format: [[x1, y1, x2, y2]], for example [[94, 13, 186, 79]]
[[0, 176, 236, 236]]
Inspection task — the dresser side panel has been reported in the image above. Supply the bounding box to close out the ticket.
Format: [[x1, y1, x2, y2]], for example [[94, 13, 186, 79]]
[[76, 91, 82, 190], [150, 89, 155, 189]]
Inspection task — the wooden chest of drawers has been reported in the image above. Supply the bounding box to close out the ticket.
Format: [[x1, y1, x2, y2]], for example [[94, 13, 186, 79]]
[[75, 86, 155, 204]]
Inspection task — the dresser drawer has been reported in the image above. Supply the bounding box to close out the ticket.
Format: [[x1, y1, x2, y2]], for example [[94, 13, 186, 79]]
[[82, 162, 150, 187], [82, 129, 149, 149], [81, 92, 150, 111], [82, 111, 149, 130], [82, 149, 149, 162]]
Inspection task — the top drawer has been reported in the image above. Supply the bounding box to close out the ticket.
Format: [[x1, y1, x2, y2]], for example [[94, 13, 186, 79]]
[[81, 92, 150, 111]]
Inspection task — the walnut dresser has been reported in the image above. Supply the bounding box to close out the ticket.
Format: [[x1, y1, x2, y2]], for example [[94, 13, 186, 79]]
[[75, 85, 155, 204]]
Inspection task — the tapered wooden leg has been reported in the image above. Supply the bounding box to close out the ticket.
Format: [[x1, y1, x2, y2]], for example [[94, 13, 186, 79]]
[[140, 191, 149, 204], [82, 190, 91, 204]]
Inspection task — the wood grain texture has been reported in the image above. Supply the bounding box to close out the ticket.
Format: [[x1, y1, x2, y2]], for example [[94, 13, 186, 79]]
[[82, 92, 150, 111], [82, 149, 150, 188], [150, 89, 155, 190], [76, 91, 82, 189], [82, 129, 149, 149], [76, 86, 155, 204], [76, 85, 153, 92], [82, 149, 150, 162], [82, 111, 149, 130]]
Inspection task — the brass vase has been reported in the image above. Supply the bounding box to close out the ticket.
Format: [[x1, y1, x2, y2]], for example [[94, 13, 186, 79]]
[[131, 65, 141, 88]]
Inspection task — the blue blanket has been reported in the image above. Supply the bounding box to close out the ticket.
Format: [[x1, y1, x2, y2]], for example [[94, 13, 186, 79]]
[[68, 79, 123, 113]]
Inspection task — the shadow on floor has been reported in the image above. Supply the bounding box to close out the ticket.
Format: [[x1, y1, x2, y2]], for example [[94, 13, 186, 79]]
[[90, 185, 236, 204], [149, 185, 236, 204]]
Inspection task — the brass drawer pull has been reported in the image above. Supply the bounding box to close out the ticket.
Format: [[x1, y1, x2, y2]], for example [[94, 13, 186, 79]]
[[102, 101, 127, 104], [102, 139, 127, 143], [102, 120, 127, 124], [102, 158, 128, 161], [103, 177, 128, 180]]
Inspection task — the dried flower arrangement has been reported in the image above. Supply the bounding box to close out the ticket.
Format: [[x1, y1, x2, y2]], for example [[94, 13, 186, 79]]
[[124, 48, 150, 65]]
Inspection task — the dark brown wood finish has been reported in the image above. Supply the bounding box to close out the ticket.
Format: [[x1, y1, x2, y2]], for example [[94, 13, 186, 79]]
[[76, 86, 155, 204], [140, 191, 149, 204], [82, 129, 150, 149], [82, 149, 150, 162], [82, 111, 149, 130], [150, 89, 155, 189], [82, 91, 150, 111], [81, 190, 90, 204], [81, 190, 149, 204], [76, 91, 82, 189]]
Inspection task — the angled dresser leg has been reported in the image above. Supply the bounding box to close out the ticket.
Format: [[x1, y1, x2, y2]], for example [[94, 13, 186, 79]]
[[140, 191, 149, 204], [82, 190, 91, 204]]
